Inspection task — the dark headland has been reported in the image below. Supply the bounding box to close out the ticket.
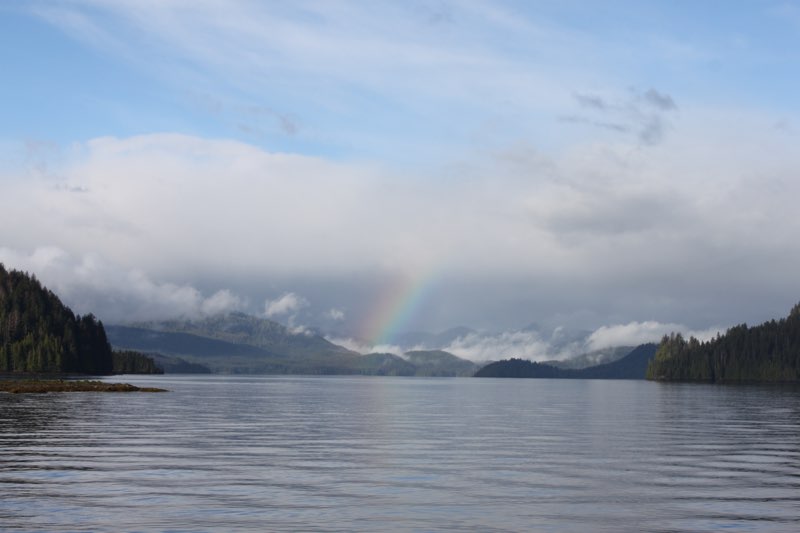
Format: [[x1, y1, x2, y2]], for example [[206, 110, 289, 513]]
[[0, 264, 167, 391], [645, 302, 800, 383], [0, 379, 166, 394]]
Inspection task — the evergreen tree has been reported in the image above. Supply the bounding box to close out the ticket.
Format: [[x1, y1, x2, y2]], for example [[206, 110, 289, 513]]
[[646, 303, 800, 382], [112, 350, 164, 374], [0, 264, 113, 374]]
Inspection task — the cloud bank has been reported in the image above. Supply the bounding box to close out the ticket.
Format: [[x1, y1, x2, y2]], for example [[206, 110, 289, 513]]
[[1, 120, 799, 332], [325, 319, 725, 363], [0, 246, 245, 321]]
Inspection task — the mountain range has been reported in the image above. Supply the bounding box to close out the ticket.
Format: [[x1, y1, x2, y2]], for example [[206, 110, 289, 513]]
[[106, 313, 481, 376], [106, 312, 651, 378]]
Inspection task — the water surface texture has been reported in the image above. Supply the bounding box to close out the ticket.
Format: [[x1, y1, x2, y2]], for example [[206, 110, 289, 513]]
[[1, 376, 799, 532]]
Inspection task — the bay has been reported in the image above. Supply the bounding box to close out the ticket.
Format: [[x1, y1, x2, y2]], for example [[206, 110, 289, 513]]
[[1, 376, 799, 532]]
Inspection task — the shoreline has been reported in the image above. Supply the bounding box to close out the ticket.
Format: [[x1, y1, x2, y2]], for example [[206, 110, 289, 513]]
[[0, 379, 168, 394]]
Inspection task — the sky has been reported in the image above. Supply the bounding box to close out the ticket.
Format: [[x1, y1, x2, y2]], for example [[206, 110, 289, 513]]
[[2, 1, 800, 360]]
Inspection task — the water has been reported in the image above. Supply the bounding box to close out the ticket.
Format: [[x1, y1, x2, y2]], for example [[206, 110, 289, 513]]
[[1, 376, 799, 532]]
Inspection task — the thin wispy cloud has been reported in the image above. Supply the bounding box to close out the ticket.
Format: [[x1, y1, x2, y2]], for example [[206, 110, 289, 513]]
[[642, 89, 677, 111], [565, 87, 678, 145]]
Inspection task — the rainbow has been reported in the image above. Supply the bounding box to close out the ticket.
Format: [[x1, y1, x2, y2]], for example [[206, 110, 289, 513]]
[[360, 270, 441, 347]]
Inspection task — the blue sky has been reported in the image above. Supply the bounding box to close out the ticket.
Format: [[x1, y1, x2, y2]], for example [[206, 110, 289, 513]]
[[2, 1, 800, 359], [4, 1, 799, 159]]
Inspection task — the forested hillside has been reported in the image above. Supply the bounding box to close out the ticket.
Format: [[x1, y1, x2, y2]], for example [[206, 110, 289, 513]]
[[0, 264, 113, 374], [112, 350, 164, 374], [646, 303, 800, 382]]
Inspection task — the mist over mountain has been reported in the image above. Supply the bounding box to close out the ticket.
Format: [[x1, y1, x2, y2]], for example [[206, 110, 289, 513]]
[[403, 350, 480, 377], [386, 327, 477, 349], [352, 353, 417, 376], [134, 312, 355, 359], [475, 344, 658, 379], [542, 346, 635, 370], [324, 318, 700, 367], [106, 313, 481, 375]]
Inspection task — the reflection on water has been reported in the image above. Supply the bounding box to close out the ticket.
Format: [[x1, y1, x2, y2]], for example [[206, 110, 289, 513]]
[[1, 376, 799, 532]]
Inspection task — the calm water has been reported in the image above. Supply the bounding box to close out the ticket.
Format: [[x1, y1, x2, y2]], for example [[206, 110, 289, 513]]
[[1, 376, 799, 532]]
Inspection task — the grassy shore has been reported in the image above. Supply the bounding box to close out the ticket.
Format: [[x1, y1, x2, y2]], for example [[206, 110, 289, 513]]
[[0, 379, 167, 394]]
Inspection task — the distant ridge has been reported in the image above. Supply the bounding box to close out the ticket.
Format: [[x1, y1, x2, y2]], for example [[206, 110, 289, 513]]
[[542, 345, 634, 370], [107, 316, 479, 376], [474, 344, 657, 379], [134, 312, 355, 358], [106, 323, 358, 374], [404, 350, 478, 376]]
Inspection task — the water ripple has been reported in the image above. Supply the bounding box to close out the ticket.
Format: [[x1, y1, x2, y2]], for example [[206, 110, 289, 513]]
[[1, 377, 799, 532]]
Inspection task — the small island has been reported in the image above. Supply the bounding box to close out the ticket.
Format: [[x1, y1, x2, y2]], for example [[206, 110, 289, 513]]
[[0, 379, 166, 394], [0, 265, 169, 392]]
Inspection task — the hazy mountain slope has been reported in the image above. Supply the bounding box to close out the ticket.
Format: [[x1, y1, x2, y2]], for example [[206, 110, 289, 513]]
[[391, 327, 476, 349], [135, 312, 355, 358], [106, 325, 282, 359], [576, 344, 658, 379], [107, 320, 484, 377], [148, 354, 212, 374], [404, 350, 478, 376], [353, 353, 417, 376], [105, 324, 361, 374], [542, 346, 634, 370], [474, 344, 657, 379]]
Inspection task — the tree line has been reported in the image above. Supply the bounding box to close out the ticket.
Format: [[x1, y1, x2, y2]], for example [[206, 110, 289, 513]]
[[112, 350, 164, 374], [1, 263, 113, 374], [646, 303, 800, 382]]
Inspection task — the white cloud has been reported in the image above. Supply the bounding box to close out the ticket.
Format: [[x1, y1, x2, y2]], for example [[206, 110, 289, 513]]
[[325, 308, 345, 321], [2, 121, 800, 331], [321, 336, 410, 357], [323, 337, 368, 354], [327, 319, 730, 364], [0, 246, 244, 322], [443, 330, 553, 362], [288, 324, 313, 336], [587, 321, 679, 351], [201, 290, 246, 316], [264, 292, 308, 318], [369, 343, 406, 356], [586, 321, 725, 351]]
